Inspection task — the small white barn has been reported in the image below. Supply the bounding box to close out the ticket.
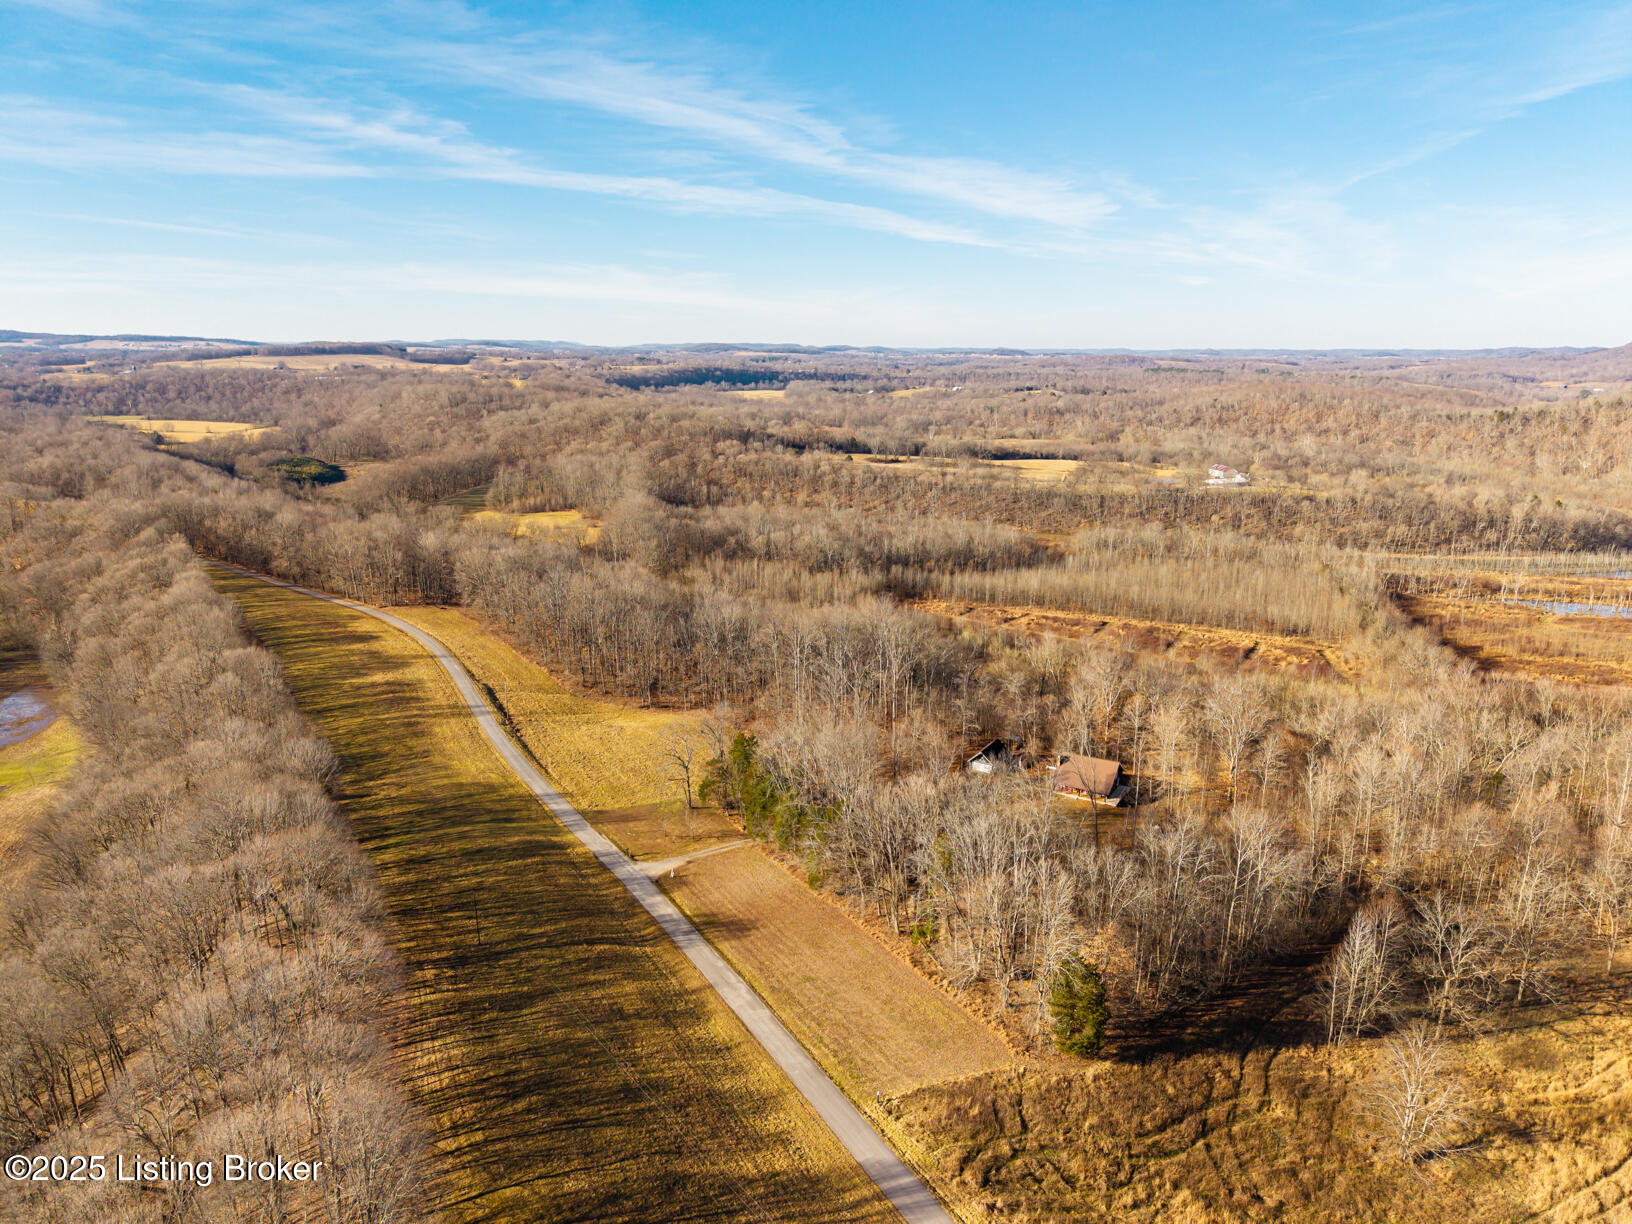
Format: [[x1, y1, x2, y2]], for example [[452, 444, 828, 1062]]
[[965, 738, 1021, 775]]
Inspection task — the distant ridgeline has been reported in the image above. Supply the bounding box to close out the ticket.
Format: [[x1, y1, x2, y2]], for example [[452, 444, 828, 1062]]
[[606, 364, 865, 390], [250, 342, 473, 364]]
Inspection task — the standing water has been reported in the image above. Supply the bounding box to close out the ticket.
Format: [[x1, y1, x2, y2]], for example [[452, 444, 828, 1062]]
[[1514, 599, 1632, 620], [0, 690, 55, 749]]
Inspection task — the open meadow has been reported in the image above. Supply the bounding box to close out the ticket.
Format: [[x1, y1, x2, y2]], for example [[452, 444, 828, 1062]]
[[214, 572, 901, 1224], [90, 414, 270, 441], [388, 605, 1014, 1104]]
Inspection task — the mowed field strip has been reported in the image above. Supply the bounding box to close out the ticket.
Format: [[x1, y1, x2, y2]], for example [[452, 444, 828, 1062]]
[[212, 570, 907, 1224], [392, 606, 701, 811], [390, 607, 1015, 1098], [91, 414, 271, 441]]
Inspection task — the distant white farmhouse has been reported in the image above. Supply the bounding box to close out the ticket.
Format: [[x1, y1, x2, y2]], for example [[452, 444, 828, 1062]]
[[1206, 463, 1250, 486]]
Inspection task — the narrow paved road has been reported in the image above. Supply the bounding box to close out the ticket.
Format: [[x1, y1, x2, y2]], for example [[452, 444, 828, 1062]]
[[218, 566, 956, 1224]]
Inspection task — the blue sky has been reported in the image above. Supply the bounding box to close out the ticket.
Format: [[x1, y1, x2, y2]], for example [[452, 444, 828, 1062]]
[[2, 0, 1629, 346]]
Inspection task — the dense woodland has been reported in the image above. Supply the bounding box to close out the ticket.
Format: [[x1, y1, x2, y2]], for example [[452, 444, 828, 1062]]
[[0, 501, 426, 1222], [3, 344, 1632, 1216]]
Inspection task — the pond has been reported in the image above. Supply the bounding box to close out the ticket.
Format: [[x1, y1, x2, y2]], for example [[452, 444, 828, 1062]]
[[1515, 599, 1632, 620], [0, 690, 56, 749]]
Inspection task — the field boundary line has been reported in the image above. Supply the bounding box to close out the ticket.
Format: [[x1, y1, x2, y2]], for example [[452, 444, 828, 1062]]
[[212, 563, 957, 1224]]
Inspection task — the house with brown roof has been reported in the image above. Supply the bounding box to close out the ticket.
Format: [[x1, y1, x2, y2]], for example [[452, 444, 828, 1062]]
[[1047, 754, 1131, 805]]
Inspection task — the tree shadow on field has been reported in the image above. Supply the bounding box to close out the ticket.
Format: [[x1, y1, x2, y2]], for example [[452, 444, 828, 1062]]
[[1108, 937, 1338, 1064], [224, 579, 892, 1224]]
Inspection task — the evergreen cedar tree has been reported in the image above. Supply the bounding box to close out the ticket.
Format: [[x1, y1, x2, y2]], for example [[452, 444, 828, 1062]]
[[269, 455, 346, 485], [1050, 955, 1109, 1057], [701, 731, 831, 849]]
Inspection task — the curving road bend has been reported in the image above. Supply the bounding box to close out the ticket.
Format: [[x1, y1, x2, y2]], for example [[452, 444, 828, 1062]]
[[216, 566, 955, 1224]]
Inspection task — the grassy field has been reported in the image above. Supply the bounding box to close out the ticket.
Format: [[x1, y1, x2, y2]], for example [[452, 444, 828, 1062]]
[[386, 609, 1012, 1097], [442, 484, 492, 513], [1395, 592, 1632, 683], [214, 573, 900, 1224], [843, 452, 1176, 489], [466, 507, 601, 542], [1392, 568, 1632, 684], [91, 415, 270, 442], [390, 606, 697, 811], [442, 488, 602, 541], [667, 848, 1012, 1098], [893, 995, 1632, 1224], [985, 457, 1083, 481]]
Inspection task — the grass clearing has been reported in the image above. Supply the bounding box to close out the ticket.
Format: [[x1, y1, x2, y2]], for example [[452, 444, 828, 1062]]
[[1396, 590, 1632, 684], [91, 415, 270, 442], [388, 606, 695, 811], [985, 457, 1083, 482], [392, 609, 1013, 1104], [894, 997, 1632, 1223], [442, 484, 491, 513], [668, 848, 1012, 1098], [725, 388, 788, 399], [214, 573, 900, 1224], [466, 506, 601, 542], [0, 718, 76, 793]]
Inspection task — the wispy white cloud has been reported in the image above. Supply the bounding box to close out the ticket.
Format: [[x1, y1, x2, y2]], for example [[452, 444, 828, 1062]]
[[0, 89, 1002, 250], [1331, 2, 1632, 185], [1504, 2, 1632, 106], [0, 97, 369, 177], [5, 0, 1629, 342], [50, 213, 254, 239], [388, 38, 1120, 230]]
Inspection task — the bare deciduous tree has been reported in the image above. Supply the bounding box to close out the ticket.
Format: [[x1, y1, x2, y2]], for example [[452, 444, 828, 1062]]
[[1363, 1023, 1471, 1164]]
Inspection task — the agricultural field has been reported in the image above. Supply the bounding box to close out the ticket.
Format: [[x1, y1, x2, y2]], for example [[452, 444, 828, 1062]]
[[215, 573, 900, 1224], [844, 451, 1201, 490], [845, 452, 1087, 484], [90, 414, 270, 441], [666, 848, 1013, 1098]]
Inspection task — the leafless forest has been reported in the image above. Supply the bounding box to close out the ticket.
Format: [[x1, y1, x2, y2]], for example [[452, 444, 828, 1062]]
[[3, 342, 1632, 1220]]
